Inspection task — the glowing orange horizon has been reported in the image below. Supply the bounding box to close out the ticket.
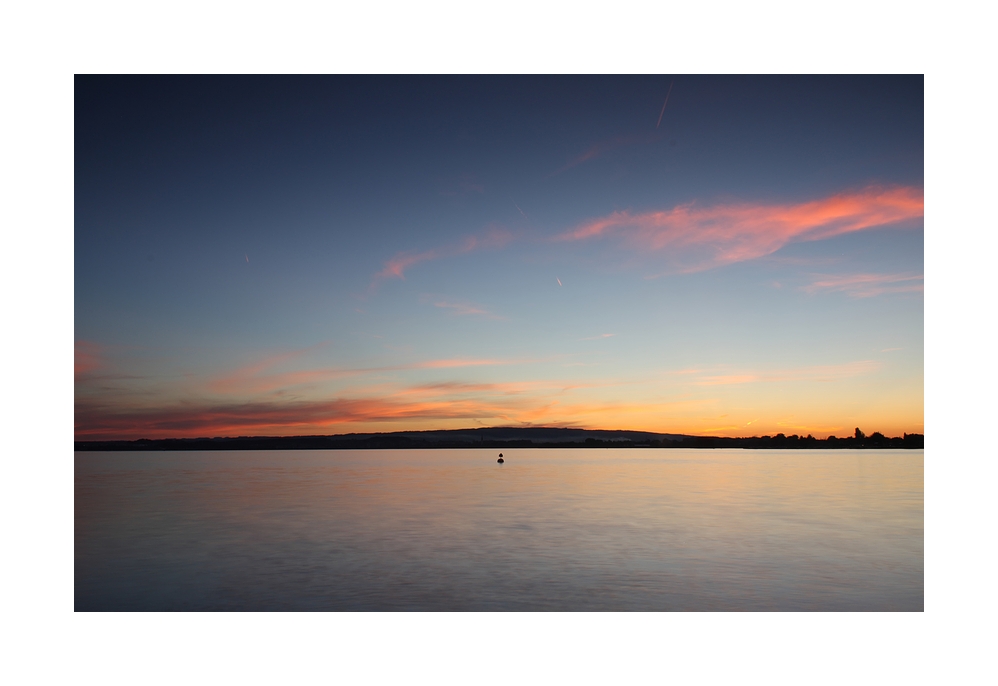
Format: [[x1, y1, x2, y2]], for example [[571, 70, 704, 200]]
[[75, 347, 922, 442], [75, 391, 923, 443]]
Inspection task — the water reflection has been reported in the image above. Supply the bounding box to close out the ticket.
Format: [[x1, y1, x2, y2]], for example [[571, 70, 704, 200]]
[[75, 449, 923, 611]]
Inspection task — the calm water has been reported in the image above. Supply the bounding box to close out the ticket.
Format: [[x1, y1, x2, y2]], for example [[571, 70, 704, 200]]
[[75, 449, 923, 611]]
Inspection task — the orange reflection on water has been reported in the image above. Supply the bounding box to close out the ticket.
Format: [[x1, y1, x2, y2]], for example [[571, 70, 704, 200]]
[[76, 448, 923, 610]]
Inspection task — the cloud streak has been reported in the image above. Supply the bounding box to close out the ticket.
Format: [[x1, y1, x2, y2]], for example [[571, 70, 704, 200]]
[[656, 80, 674, 129], [371, 227, 513, 289], [74, 384, 563, 440], [434, 301, 491, 316], [206, 348, 540, 396], [552, 133, 659, 176], [688, 360, 880, 386], [558, 185, 924, 273], [75, 396, 517, 439], [75, 387, 705, 441], [428, 298, 504, 319], [803, 272, 923, 298], [75, 340, 102, 378]]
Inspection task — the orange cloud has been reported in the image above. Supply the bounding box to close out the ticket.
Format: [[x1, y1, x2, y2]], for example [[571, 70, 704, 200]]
[[74, 393, 557, 440], [74, 397, 404, 439], [371, 227, 513, 288], [691, 360, 879, 386], [695, 374, 759, 386], [74, 389, 712, 440], [75, 363, 675, 440], [803, 272, 923, 298], [558, 185, 923, 273]]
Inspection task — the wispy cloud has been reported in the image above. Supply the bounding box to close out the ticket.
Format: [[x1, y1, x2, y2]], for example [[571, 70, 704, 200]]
[[74, 384, 561, 440], [427, 297, 504, 319], [206, 348, 538, 396], [690, 360, 880, 386], [411, 358, 515, 369], [370, 227, 513, 289], [557, 185, 924, 273], [208, 366, 359, 396], [803, 272, 923, 298], [439, 172, 485, 197], [552, 133, 659, 176], [75, 396, 518, 439], [695, 374, 759, 386], [656, 80, 674, 129], [581, 333, 615, 340], [208, 343, 335, 394], [75, 340, 102, 378], [434, 301, 491, 317], [74, 390, 707, 441]]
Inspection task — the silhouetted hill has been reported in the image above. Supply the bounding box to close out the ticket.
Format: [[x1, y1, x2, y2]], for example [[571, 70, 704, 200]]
[[74, 427, 924, 451]]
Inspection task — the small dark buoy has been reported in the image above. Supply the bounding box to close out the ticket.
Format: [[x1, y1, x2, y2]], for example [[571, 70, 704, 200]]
[[497, 453, 504, 464]]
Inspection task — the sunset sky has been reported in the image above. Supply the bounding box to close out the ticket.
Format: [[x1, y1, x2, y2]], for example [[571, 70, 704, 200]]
[[75, 75, 923, 440]]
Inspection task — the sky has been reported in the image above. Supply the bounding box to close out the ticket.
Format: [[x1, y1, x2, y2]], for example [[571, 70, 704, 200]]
[[74, 75, 923, 440]]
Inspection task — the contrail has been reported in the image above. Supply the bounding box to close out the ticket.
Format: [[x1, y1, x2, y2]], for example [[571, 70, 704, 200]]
[[511, 199, 526, 217], [557, 277, 562, 286], [245, 254, 250, 264], [656, 80, 675, 129]]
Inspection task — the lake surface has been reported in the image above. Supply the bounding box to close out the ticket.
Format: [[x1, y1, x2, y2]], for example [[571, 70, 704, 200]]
[[75, 449, 923, 611]]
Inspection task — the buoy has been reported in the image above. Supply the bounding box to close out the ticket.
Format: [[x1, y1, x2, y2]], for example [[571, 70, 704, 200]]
[[499, 453, 503, 457]]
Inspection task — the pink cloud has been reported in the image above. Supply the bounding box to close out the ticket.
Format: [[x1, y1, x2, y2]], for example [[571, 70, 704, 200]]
[[374, 248, 440, 282], [412, 357, 520, 369], [75, 362, 652, 440], [74, 383, 702, 440], [803, 272, 923, 298], [74, 393, 557, 440], [431, 299, 503, 319], [371, 226, 513, 289], [552, 133, 659, 175], [74, 397, 465, 439], [558, 185, 924, 273], [75, 340, 102, 378], [208, 344, 335, 394]]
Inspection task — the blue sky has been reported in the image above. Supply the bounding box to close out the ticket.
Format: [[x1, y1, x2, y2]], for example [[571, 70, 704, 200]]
[[75, 75, 923, 439]]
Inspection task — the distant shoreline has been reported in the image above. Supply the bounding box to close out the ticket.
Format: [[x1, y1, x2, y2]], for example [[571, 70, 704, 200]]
[[74, 427, 924, 451]]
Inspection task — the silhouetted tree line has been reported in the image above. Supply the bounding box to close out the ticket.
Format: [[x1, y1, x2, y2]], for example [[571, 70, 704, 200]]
[[75, 427, 923, 451], [611, 429, 923, 450]]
